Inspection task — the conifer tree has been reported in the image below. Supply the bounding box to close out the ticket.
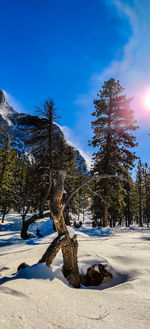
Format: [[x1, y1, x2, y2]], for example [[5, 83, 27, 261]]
[[54, 137, 89, 224], [136, 160, 145, 227], [129, 180, 139, 223], [90, 78, 138, 226], [0, 136, 17, 222], [30, 98, 60, 165], [29, 99, 89, 222], [27, 99, 61, 216], [143, 163, 150, 226], [14, 157, 36, 238], [109, 180, 126, 226]]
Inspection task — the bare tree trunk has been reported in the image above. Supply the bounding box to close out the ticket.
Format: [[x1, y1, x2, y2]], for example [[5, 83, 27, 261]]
[[21, 212, 30, 239], [21, 219, 29, 239], [18, 172, 125, 288], [40, 170, 81, 288], [64, 207, 71, 226], [83, 206, 85, 222], [39, 234, 67, 265], [103, 202, 108, 227], [78, 211, 80, 221], [21, 212, 51, 240], [1, 206, 6, 223], [109, 216, 112, 228], [1, 213, 5, 223], [39, 205, 44, 218], [113, 218, 116, 227]]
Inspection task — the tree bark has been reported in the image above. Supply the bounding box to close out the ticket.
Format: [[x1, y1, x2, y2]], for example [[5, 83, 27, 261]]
[[40, 170, 81, 288], [21, 215, 31, 239], [1, 212, 6, 223], [113, 218, 116, 227], [19, 171, 124, 287], [103, 202, 109, 227], [64, 207, 71, 226], [83, 207, 85, 222], [39, 234, 67, 266], [21, 213, 38, 239], [1, 206, 7, 223], [20, 212, 51, 240]]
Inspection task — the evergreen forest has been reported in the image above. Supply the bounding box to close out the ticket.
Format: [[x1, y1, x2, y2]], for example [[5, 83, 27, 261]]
[[0, 78, 149, 234]]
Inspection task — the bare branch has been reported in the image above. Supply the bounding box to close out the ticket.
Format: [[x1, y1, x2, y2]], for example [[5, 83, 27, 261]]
[[86, 185, 107, 205], [39, 233, 68, 266], [65, 174, 128, 208]]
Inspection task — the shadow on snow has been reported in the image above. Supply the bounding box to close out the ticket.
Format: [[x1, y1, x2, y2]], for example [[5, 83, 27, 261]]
[[0, 261, 130, 292]]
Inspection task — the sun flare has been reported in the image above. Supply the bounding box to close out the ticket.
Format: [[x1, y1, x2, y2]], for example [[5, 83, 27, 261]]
[[144, 92, 150, 110]]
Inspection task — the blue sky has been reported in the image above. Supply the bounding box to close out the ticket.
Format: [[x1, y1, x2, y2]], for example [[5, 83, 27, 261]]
[[1, 0, 150, 168]]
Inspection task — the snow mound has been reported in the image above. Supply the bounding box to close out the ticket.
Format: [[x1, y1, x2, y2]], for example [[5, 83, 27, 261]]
[[79, 256, 112, 276], [78, 255, 128, 290], [31, 219, 55, 237]]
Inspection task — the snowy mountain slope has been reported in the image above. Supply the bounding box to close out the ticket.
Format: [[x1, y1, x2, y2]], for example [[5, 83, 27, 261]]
[[0, 90, 88, 171], [0, 90, 17, 126], [0, 213, 150, 329]]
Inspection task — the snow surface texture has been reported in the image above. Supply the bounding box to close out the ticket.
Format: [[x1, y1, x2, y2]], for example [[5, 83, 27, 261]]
[[0, 213, 150, 329]]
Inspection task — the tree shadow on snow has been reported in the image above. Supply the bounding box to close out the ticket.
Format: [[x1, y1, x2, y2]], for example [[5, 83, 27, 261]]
[[76, 227, 112, 238], [0, 261, 131, 292], [141, 236, 150, 241], [0, 285, 27, 298], [0, 236, 24, 247], [0, 263, 68, 287], [0, 218, 22, 232]]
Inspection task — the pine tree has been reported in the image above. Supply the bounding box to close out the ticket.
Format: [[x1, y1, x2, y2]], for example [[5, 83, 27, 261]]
[[135, 161, 150, 227], [136, 160, 145, 227], [109, 180, 126, 227], [54, 137, 90, 224], [90, 78, 138, 227], [14, 157, 36, 238], [129, 180, 139, 223], [29, 102, 89, 223], [30, 98, 60, 165], [26, 98, 62, 216], [0, 136, 17, 222], [143, 163, 150, 226]]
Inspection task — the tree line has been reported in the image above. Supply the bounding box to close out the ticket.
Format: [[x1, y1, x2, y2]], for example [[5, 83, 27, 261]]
[[0, 78, 150, 232]]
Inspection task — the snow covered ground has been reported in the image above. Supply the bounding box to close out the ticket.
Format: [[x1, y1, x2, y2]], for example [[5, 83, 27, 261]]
[[0, 213, 150, 329]]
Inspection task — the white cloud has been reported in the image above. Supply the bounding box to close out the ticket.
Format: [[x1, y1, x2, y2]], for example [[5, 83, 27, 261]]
[[73, 0, 150, 166], [75, 0, 150, 127]]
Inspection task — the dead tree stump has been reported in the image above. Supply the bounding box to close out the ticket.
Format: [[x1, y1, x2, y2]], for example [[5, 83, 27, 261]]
[[39, 170, 81, 288]]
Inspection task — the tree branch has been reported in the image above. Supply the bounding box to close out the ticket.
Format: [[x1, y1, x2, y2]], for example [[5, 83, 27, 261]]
[[86, 185, 107, 205], [65, 174, 128, 208], [39, 233, 68, 266]]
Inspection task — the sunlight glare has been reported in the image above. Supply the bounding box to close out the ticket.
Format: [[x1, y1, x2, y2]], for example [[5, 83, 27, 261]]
[[144, 92, 150, 110]]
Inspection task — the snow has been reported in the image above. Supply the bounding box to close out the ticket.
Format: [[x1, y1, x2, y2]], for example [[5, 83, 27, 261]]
[[0, 213, 150, 329], [66, 225, 76, 238], [31, 218, 55, 237], [0, 90, 16, 126]]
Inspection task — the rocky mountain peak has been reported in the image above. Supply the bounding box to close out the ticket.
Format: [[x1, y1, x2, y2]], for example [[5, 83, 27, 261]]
[[0, 90, 17, 124], [0, 89, 6, 105], [0, 90, 88, 172]]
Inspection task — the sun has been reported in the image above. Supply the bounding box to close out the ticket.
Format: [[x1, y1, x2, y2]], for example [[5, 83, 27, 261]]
[[144, 92, 150, 110]]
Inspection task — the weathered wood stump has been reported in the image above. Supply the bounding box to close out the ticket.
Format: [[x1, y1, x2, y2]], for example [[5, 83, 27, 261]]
[[80, 264, 112, 286], [18, 170, 117, 288]]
